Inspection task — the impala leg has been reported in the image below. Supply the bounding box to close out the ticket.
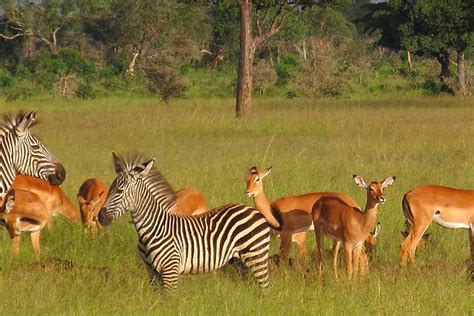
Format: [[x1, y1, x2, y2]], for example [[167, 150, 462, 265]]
[[469, 223, 474, 280], [314, 226, 326, 276], [279, 232, 292, 266], [331, 240, 341, 279], [343, 242, 353, 279], [352, 245, 362, 278], [8, 229, 21, 258], [293, 232, 308, 268], [401, 219, 431, 266], [30, 231, 41, 261]]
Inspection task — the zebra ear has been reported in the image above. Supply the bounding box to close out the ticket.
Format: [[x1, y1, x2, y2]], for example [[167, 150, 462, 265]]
[[131, 158, 155, 178], [140, 158, 155, 176], [15, 112, 36, 137], [112, 152, 123, 174]]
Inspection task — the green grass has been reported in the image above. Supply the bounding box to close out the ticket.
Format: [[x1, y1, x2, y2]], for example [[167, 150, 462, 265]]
[[0, 96, 473, 315]]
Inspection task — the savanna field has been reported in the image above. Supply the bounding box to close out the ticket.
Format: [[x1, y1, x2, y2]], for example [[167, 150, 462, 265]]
[[0, 96, 473, 314]]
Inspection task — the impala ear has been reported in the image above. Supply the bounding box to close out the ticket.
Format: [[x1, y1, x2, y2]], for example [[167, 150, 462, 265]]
[[262, 167, 272, 178], [249, 166, 258, 174], [77, 194, 86, 205], [353, 175, 367, 188], [382, 176, 396, 188], [373, 222, 381, 238]]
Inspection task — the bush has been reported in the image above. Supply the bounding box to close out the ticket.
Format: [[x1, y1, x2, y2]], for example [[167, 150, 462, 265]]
[[274, 54, 300, 86], [253, 60, 277, 95], [0, 69, 13, 88], [4, 80, 34, 102], [76, 82, 95, 99], [145, 65, 189, 103]]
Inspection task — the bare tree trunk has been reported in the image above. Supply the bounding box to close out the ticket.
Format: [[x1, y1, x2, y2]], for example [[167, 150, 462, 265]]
[[457, 51, 468, 96], [437, 49, 451, 82], [236, 0, 254, 118], [127, 51, 140, 76], [407, 50, 413, 70]]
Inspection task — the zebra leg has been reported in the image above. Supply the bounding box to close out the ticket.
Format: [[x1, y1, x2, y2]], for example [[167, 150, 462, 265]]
[[138, 243, 161, 286], [160, 263, 180, 293], [239, 246, 270, 288]]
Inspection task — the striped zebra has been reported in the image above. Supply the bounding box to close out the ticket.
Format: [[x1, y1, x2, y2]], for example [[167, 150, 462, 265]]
[[98, 153, 271, 292], [0, 111, 65, 199]]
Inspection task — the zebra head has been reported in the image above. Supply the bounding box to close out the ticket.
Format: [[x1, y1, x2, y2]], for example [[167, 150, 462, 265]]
[[98, 153, 155, 226], [1, 112, 66, 191]]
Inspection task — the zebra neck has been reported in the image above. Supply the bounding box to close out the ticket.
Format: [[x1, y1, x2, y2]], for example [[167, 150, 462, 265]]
[[0, 132, 17, 199]]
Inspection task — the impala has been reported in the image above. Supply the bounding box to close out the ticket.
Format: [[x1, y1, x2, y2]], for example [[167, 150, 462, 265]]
[[0, 188, 51, 259], [245, 166, 360, 266], [170, 188, 208, 216], [400, 184, 474, 266], [13, 175, 80, 224], [312, 175, 395, 279], [77, 178, 108, 234]]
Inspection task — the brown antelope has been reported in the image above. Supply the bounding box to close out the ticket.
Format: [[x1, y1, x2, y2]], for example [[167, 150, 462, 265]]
[[0, 188, 51, 259], [170, 188, 208, 216], [312, 175, 395, 279], [77, 178, 108, 234], [244, 166, 361, 266], [400, 185, 474, 267], [332, 222, 381, 277], [12, 175, 80, 224]]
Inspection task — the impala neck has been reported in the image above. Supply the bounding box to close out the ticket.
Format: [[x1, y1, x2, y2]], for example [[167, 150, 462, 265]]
[[253, 189, 281, 229], [362, 198, 379, 231]]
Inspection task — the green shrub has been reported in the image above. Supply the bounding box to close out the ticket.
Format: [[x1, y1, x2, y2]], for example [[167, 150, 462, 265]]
[[4, 80, 34, 102], [275, 54, 300, 86], [76, 82, 95, 99], [145, 65, 189, 103], [0, 69, 13, 88], [15, 64, 32, 80]]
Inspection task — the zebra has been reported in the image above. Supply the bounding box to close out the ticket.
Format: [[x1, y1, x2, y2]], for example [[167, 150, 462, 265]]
[[0, 111, 66, 199], [98, 153, 271, 292]]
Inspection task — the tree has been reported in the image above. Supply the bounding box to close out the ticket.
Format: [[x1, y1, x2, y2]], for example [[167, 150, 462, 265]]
[[235, 0, 349, 117], [366, 0, 474, 95], [0, 0, 80, 56]]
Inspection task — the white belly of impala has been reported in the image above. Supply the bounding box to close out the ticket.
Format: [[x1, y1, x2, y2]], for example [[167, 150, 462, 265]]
[[433, 212, 470, 229]]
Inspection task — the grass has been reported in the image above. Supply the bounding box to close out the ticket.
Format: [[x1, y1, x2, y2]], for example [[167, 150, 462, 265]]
[[0, 95, 473, 315]]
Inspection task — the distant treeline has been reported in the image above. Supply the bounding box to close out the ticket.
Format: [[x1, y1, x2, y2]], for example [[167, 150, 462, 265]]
[[0, 0, 472, 102]]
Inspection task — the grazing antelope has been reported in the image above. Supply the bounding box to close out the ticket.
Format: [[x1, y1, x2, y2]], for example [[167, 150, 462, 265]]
[[0, 188, 51, 259], [400, 185, 474, 267], [98, 153, 271, 292], [244, 166, 361, 266], [170, 188, 208, 216], [312, 175, 395, 279], [13, 175, 80, 224], [77, 178, 108, 234]]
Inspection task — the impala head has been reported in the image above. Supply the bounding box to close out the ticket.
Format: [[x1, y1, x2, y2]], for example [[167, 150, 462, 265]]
[[365, 222, 381, 254], [78, 192, 106, 228], [6, 112, 66, 185], [98, 153, 155, 227], [1, 188, 15, 213], [353, 175, 396, 205], [245, 166, 272, 197]]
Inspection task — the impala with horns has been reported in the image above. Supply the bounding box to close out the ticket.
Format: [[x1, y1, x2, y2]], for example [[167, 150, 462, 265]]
[[400, 184, 474, 267], [245, 166, 361, 266], [312, 175, 395, 279]]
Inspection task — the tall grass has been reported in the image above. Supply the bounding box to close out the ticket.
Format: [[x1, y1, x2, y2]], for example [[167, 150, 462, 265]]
[[0, 96, 473, 315]]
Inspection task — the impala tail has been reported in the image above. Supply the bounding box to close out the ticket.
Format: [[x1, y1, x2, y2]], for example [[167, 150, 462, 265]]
[[402, 193, 414, 231]]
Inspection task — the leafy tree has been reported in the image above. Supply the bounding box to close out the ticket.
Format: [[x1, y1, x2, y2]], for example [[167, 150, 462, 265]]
[[366, 0, 474, 95]]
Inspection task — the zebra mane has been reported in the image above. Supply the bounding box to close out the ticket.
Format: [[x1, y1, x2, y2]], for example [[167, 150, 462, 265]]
[[117, 153, 177, 206], [0, 111, 40, 131]]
